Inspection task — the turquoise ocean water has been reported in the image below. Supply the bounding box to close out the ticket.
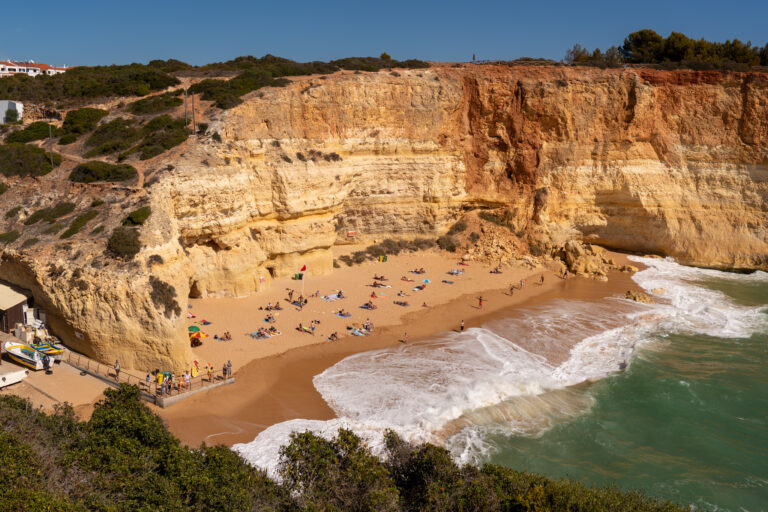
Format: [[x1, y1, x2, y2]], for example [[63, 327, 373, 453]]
[[238, 258, 768, 511]]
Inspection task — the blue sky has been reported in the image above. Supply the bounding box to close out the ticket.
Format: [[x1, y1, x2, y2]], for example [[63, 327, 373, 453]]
[[3, 0, 766, 66]]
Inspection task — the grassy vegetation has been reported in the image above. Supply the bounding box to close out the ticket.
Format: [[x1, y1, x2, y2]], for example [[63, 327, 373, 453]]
[[83, 118, 141, 156], [90, 199, 104, 207], [107, 226, 141, 259], [24, 202, 75, 225], [21, 237, 39, 248], [135, 115, 189, 159], [69, 161, 137, 183], [59, 108, 109, 145], [60, 210, 99, 239], [4, 206, 21, 219], [0, 64, 179, 105], [188, 54, 430, 109], [0, 143, 61, 177], [123, 206, 151, 226], [91, 225, 104, 235], [0, 183, 7, 195], [338, 238, 436, 266], [0, 386, 686, 511], [4, 121, 57, 143], [41, 223, 64, 234], [0, 230, 20, 244], [127, 90, 183, 115]]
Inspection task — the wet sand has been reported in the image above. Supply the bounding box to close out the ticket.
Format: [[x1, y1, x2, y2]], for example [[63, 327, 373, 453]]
[[159, 253, 640, 447]]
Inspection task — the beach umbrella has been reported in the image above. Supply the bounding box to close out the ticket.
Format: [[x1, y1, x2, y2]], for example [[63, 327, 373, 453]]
[[188, 326, 200, 332], [423, 279, 430, 283], [189, 332, 207, 339]]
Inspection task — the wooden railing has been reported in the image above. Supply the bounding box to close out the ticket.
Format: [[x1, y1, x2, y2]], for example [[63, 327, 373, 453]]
[[62, 350, 232, 403]]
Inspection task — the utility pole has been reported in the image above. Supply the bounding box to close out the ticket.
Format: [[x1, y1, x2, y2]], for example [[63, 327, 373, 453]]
[[48, 121, 54, 168], [184, 89, 188, 126], [191, 93, 196, 135]]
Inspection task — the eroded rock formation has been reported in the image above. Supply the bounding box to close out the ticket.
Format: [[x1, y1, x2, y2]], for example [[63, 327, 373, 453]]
[[1, 64, 766, 369]]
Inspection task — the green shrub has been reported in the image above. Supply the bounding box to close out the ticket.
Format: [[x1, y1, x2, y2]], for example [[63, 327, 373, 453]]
[[58, 132, 79, 145], [212, 132, 222, 142], [24, 202, 75, 225], [4, 206, 21, 219], [127, 90, 183, 115], [0, 64, 180, 105], [42, 223, 64, 234], [0, 144, 61, 177], [70, 161, 137, 183], [196, 122, 208, 133], [135, 115, 188, 159], [20, 237, 39, 248], [91, 199, 104, 207], [62, 107, 108, 136], [437, 235, 458, 252], [4, 108, 18, 123], [91, 225, 104, 235], [469, 231, 480, 243], [5, 121, 56, 143], [0, 230, 20, 244], [0, 182, 7, 195], [107, 226, 141, 259], [447, 218, 467, 235], [60, 210, 99, 239], [83, 118, 141, 156], [123, 206, 151, 226]]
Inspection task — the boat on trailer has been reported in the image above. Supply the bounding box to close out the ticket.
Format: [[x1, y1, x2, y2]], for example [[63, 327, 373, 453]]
[[0, 365, 27, 388], [4, 341, 48, 370]]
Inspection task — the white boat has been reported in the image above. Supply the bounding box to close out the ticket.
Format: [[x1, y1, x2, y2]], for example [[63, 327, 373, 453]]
[[4, 341, 48, 370], [0, 365, 27, 388]]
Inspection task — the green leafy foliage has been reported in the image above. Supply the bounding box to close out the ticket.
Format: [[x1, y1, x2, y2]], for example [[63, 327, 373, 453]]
[[0, 388, 684, 511], [0, 64, 180, 105], [91, 199, 104, 207], [42, 223, 64, 234], [91, 225, 104, 234], [24, 202, 75, 225], [123, 206, 151, 225], [190, 68, 290, 109], [107, 226, 141, 259], [70, 161, 137, 183], [567, 30, 768, 69], [60, 210, 99, 238], [127, 90, 183, 115], [61, 108, 108, 138], [0, 230, 20, 244], [0, 182, 7, 195], [135, 115, 189, 159], [83, 117, 141, 155], [5, 121, 57, 143], [4, 206, 21, 219], [0, 143, 61, 177], [4, 108, 18, 123], [436, 234, 458, 252], [21, 237, 39, 248]]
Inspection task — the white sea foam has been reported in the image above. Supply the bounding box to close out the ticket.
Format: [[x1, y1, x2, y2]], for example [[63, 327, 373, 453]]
[[234, 257, 767, 475]]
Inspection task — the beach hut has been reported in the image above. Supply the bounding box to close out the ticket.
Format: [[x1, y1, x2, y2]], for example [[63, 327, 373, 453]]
[[0, 283, 31, 333]]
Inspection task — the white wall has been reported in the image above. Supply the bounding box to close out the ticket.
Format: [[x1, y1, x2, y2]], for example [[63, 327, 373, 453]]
[[0, 100, 23, 124]]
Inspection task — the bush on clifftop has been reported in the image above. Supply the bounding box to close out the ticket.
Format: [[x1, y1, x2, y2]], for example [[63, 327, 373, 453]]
[[107, 226, 141, 259], [0, 144, 61, 177], [0, 386, 686, 511], [69, 161, 137, 183]]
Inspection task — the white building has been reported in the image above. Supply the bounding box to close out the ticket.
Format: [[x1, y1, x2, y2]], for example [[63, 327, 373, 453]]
[[0, 60, 69, 78], [0, 100, 23, 124]]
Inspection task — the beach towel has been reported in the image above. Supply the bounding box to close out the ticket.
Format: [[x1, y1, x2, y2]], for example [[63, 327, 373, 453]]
[[322, 293, 340, 302], [250, 332, 270, 339], [352, 329, 369, 336], [335, 313, 352, 318], [442, 280, 454, 284]]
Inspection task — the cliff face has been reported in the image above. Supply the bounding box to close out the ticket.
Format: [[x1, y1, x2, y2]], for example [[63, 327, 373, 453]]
[[3, 64, 766, 370]]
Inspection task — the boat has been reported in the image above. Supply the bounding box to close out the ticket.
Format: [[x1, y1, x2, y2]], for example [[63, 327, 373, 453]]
[[31, 339, 64, 361], [0, 365, 27, 388], [4, 341, 48, 370]]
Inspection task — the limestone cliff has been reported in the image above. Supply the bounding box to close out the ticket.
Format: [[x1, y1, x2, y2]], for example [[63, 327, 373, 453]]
[[1, 64, 766, 369]]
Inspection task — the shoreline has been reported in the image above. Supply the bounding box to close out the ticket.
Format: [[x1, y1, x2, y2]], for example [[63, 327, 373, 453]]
[[158, 252, 640, 447]]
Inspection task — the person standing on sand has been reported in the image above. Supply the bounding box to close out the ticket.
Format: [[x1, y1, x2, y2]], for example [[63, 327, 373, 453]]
[[478, 296, 483, 309], [114, 360, 120, 381], [401, 332, 408, 343], [288, 289, 294, 301], [460, 320, 465, 332], [540, 274, 545, 284], [227, 360, 232, 378]]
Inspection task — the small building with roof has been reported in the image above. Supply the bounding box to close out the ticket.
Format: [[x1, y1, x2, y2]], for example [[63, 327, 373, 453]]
[[0, 283, 32, 333]]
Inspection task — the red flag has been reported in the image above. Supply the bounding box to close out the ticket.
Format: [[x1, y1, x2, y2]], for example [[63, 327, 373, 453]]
[[300, 265, 307, 272]]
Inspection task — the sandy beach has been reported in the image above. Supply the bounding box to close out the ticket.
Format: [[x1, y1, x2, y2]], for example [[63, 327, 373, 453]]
[[158, 249, 640, 447]]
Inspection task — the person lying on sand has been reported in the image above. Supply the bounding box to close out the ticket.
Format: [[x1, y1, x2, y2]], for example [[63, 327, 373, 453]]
[[394, 300, 409, 307], [362, 301, 377, 310], [371, 291, 378, 299], [397, 290, 408, 297], [337, 290, 345, 299], [265, 313, 275, 323], [401, 276, 415, 282], [490, 267, 502, 274], [328, 332, 339, 341]]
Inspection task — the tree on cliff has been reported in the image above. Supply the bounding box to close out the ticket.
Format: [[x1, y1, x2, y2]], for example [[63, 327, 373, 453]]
[[621, 29, 665, 63]]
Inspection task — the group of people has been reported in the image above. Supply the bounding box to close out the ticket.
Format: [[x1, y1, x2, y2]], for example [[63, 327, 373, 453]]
[[296, 319, 320, 335], [143, 360, 232, 397], [214, 332, 232, 341], [252, 326, 279, 338]]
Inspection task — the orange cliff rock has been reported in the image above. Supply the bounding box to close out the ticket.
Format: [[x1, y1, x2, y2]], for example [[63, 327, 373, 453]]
[[0, 64, 766, 370]]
